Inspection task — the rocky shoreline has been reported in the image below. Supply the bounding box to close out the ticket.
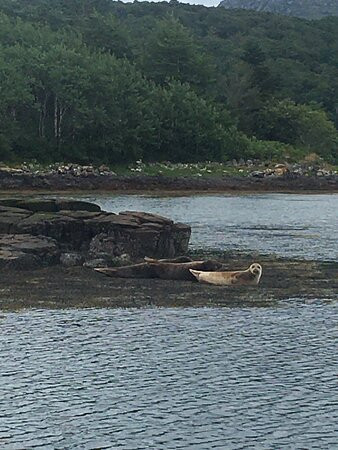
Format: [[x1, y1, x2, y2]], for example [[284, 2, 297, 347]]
[[1, 166, 337, 192]]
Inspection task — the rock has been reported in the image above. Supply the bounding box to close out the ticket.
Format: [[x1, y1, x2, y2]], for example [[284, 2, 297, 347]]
[[0, 198, 101, 213], [0, 198, 58, 212], [55, 200, 101, 212], [251, 171, 265, 178], [119, 211, 173, 225], [0, 207, 31, 233], [274, 164, 288, 176], [0, 234, 59, 269], [83, 258, 109, 269], [111, 253, 132, 266], [14, 213, 87, 250], [0, 198, 191, 268], [60, 252, 84, 267], [0, 249, 40, 270], [89, 218, 191, 259]]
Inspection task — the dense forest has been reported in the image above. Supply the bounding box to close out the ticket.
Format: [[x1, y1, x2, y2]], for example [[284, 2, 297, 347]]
[[0, 0, 337, 164]]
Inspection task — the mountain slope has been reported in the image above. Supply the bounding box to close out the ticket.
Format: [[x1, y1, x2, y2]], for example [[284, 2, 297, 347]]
[[218, 0, 338, 19]]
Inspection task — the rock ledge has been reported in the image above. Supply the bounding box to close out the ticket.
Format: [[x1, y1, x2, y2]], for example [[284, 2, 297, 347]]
[[0, 199, 191, 269]]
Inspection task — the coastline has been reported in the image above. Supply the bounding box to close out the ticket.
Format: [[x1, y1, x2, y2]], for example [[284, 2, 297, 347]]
[[0, 172, 338, 193]]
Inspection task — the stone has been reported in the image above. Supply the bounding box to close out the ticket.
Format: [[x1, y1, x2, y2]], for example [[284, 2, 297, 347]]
[[14, 213, 87, 250], [0, 198, 58, 212], [111, 253, 132, 266], [0, 234, 59, 269], [83, 258, 109, 269], [119, 211, 173, 225], [251, 171, 265, 178], [55, 200, 101, 212], [0, 208, 31, 233], [0, 249, 41, 270], [0, 198, 191, 267], [60, 252, 84, 267], [0, 198, 101, 213]]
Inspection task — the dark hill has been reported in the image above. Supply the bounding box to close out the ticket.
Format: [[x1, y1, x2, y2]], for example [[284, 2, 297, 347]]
[[219, 0, 338, 19]]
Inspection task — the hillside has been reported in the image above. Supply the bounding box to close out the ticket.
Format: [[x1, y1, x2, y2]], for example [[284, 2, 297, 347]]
[[0, 0, 337, 164], [219, 0, 338, 19]]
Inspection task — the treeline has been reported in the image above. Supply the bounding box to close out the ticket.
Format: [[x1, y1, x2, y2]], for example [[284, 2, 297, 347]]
[[0, 0, 337, 164]]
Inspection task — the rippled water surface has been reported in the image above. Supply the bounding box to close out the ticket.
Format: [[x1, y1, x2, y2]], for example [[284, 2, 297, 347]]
[[78, 193, 338, 261], [1, 305, 337, 449]]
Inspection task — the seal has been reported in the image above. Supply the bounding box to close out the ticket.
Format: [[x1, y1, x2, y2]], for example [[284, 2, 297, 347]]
[[147, 259, 223, 281], [94, 258, 222, 281], [189, 263, 262, 286], [144, 256, 193, 263], [94, 263, 156, 279]]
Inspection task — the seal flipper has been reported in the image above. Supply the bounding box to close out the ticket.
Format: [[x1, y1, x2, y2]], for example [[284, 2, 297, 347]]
[[189, 269, 202, 281], [94, 268, 117, 276]]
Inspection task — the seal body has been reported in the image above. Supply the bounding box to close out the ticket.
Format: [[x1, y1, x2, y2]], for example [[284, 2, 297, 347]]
[[95, 258, 222, 281], [144, 256, 193, 263], [148, 259, 222, 281], [190, 263, 262, 286], [94, 263, 156, 278]]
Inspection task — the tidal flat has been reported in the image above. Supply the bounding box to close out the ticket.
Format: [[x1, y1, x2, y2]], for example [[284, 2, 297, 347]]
[[0, 253, 337, 310]]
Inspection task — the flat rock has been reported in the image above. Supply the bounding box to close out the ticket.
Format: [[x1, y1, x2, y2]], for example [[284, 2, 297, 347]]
[[55, 200, 101, 212], [0, 234, 59, 269], [0, 249, 41, 270], [119, 211, 174, 225], [0, 198, 101, 213]]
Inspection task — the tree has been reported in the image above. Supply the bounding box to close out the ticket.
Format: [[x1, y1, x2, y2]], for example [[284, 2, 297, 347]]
[[144, 81, 241, 162], [258, 100, 338, 160], [142, 16, 214, 93]]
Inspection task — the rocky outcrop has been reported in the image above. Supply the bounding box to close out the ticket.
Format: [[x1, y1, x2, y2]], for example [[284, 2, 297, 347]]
[[0, 199, 191, 269], [218, 0, 338, 20]]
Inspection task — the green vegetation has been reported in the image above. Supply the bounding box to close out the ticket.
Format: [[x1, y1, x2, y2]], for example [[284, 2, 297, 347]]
[[0, 0, 337, 165]]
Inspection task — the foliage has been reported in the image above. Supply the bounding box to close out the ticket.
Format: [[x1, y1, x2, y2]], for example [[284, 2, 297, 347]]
[[257, 100, 338, 161], [0, 1, 337, 164]]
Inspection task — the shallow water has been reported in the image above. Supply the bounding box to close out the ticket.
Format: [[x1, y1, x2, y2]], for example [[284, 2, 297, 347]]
[[1, 305, 337, 449], [77, 193, 338, 261]]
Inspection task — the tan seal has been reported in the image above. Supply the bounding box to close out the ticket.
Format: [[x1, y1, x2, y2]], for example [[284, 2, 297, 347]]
[[189, 263, 262, 286]]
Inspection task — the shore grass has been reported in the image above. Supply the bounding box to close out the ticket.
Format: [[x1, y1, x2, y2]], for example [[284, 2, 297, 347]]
[[114, 162, 253, 177]]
